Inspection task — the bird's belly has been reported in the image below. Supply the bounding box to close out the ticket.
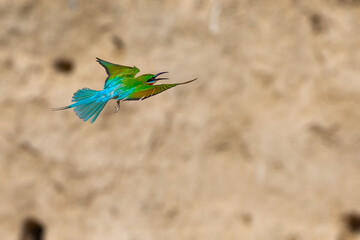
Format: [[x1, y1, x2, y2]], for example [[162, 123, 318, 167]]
[[95, 86, 120, 102], [112, 87, 135, 100]]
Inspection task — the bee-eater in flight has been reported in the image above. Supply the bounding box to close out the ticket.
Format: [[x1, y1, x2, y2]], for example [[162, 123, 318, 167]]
[[53, 58, 196, 123]]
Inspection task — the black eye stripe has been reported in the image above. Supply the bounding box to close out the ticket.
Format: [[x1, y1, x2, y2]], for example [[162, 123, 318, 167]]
[[147, 77, 155, 82]]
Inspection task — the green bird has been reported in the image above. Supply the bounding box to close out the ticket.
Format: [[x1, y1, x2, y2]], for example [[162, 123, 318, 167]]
[[53, 58, 196, 123]]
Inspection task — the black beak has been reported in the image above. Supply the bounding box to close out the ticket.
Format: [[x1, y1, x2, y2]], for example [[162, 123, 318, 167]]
[[155, 72, 169, 81]]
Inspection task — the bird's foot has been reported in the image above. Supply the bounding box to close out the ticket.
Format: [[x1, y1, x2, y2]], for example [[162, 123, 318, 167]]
[[115, 100, 121, 113]]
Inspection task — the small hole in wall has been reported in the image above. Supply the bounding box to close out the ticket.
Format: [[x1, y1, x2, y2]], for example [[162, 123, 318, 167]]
[[53, 57, 74, 74], [344, 212, 360, 234], [20, 218, 45, 240]]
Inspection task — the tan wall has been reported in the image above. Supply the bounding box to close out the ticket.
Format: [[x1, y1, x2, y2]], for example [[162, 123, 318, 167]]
[[1, 0, 360, 239]]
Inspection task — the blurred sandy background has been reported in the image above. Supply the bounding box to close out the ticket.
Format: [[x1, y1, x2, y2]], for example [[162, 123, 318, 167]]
[[1, 0, 360, 239]]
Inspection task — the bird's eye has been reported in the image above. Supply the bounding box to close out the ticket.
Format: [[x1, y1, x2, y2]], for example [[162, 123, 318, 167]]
[[147, 77, 155, 83]]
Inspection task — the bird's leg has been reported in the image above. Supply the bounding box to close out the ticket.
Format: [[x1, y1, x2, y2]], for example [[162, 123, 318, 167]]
[[115, 100, 121, 113]]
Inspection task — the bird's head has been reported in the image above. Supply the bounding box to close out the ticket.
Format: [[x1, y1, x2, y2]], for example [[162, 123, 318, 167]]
[[139, 72, 168, 85]]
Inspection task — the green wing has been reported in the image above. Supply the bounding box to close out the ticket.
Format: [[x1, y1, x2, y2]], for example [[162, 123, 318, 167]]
[[125, 79, 197, 101], [96, 58, 140, 86]]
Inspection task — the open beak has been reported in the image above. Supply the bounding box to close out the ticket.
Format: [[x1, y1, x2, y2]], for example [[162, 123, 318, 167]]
[[155, 71, 169, 81]]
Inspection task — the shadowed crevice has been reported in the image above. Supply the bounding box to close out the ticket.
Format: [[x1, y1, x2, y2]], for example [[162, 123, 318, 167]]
[[20, 218, 45, 240], [344, 212, 360, 234], [53, 57, 74, 74]]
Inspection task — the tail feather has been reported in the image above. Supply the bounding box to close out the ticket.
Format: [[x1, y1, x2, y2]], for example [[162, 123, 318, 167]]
[[83, 105, 98, 122], [75, 101, 107, 123], [74, 102, 94, 117], [88, 103, 104, 120], [52, 106, 70, 111], [89, 103, 107, 123], [72, 88, 98, 102], [82, 103, 99, 120], [82, 102, 102, 121], [54, 88, 108, 123]]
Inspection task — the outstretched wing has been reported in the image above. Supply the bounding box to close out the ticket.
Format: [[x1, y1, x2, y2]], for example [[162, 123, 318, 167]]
[[96, 58, 140, 86], [125, 79, 197, 101]]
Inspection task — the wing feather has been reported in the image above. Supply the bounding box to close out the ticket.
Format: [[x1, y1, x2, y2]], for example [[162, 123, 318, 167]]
[[96, 58, 140, 86], [125, 78, 197, 101]]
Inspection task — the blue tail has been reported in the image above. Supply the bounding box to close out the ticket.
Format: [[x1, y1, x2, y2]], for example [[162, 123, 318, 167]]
[[53, 88, 108, 123]]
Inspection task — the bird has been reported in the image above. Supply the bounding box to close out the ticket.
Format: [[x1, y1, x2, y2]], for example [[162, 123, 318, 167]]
[[53, 58, 197, 123]]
